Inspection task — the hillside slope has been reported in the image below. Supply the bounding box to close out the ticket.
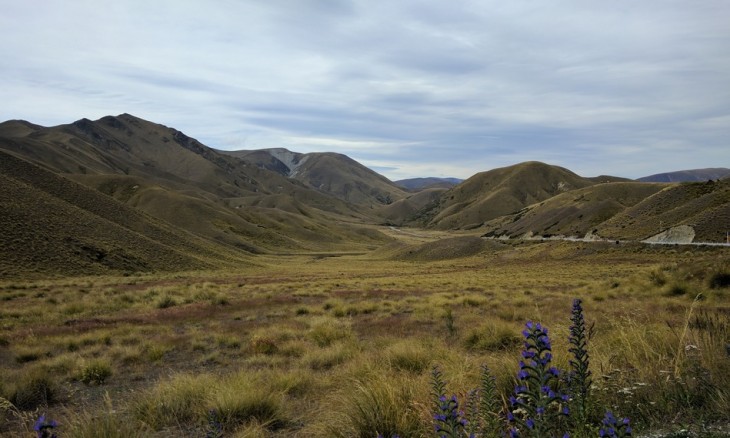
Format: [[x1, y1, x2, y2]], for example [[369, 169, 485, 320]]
[[0, 150, 252, 279], [0, 115, 389, 255], [481, 182, 667, 238], [596, 179, 730, 242], [220, 148, 408, 206], [377, 188, 448, 226], [420, 161, 596, 230]]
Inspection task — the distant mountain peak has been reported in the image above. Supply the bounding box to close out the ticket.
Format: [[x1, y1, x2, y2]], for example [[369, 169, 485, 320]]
[[637, 168, 730, 183], [395, 177, 462, 190]]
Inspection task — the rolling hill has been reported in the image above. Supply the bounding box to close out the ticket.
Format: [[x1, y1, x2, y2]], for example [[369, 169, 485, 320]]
[[0, 149, 251, 278], [220, 148, 408, 206], [400, 162, 728, 244], [0, 115, 393, 272], [596, 179, 730, 242], [415, 161, 596, 230], [2, 113, 728, 279], [480, 182, 667, 239]]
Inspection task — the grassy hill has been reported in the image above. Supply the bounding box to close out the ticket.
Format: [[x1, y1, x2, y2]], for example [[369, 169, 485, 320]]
[[377, 188, 447, 226], [0, 115, 392, 260], [418, 161, 596, 230], [481, 182, 667, 239], [0, 150, 253, 279], [2, 113, 728, 279], [0, 114, 398, 274], [596, 179, 730, 242], [221, 148, 408, 206]]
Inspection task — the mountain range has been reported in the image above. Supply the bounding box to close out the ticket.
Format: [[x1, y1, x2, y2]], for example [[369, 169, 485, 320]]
[[637, 168, 730, 183], [1, 114, 727, 278]]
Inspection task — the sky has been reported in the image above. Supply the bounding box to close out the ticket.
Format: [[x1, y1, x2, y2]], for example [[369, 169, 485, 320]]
[[1, 1, 729, 180]]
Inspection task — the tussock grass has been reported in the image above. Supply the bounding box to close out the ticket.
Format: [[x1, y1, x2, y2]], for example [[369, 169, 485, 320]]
[[133, 373, 215, 429], [6, 367, 57, 410], [64, 396, 151, 438], [382, 340, 434, 374], [708, 270, 730, 289], [315, 373, 429, 438], [209, 372, 286, 430], [1, 243, 728, 436], [304, 341, 358, 370], [77, 359, 113, 385], [133, 371, 288, 432], [307, 316, 354, 347], [462, 319, 522, 353]]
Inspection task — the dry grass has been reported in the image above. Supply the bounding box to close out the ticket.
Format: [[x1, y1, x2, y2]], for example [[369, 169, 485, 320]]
[[0, 241, 728, 436]]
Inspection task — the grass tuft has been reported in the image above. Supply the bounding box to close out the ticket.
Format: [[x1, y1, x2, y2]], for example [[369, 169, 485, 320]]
[[8, 368, 56, 410], [462, 320, 521, 352], [708, 270, 730, 289], [133, 373, 214, 429], [322, 374, 427, 438], [308, 317, 354, 347], [78, 359, 113, 385]]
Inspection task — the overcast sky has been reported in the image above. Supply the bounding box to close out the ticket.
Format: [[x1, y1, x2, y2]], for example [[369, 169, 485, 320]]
[[1, 1, 728, 180]]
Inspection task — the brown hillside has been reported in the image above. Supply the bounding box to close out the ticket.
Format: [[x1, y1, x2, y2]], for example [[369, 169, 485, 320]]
[[377, 188, 447, 226], [293, 152, 408, 205], [481, 182, 666, 238], [220, 148, 408, 207], [0, 151, 252, 279], [0, 115, 389, 255], [596, 179, 730, 242], [422, 161, 595, 230]]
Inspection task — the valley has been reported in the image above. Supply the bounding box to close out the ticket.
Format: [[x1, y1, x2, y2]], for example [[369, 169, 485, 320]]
[[0, 114, 729, 437]]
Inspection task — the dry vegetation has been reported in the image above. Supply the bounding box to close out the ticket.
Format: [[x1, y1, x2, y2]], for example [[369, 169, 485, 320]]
[[1, 238, 728, 437]]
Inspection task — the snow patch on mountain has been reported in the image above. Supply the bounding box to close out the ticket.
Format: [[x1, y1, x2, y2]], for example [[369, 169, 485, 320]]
[[265, 148, 308, 177]]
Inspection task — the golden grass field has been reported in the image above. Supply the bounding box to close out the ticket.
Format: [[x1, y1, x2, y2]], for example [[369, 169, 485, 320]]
[[1, 232, 729, 437]]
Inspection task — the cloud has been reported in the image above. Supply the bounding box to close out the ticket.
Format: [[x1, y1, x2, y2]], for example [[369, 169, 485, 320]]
[[1, 0, 728, 179]]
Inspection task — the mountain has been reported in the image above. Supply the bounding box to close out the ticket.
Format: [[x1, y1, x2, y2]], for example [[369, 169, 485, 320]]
[[0, 149, 251, 278], [416, 161, 596, 230], [637, 168, 730, 183], [0, 115, 391, 269], [219, 148, 408, 206], [395, 177, 462, 191], [2, 113, 728, 279]]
